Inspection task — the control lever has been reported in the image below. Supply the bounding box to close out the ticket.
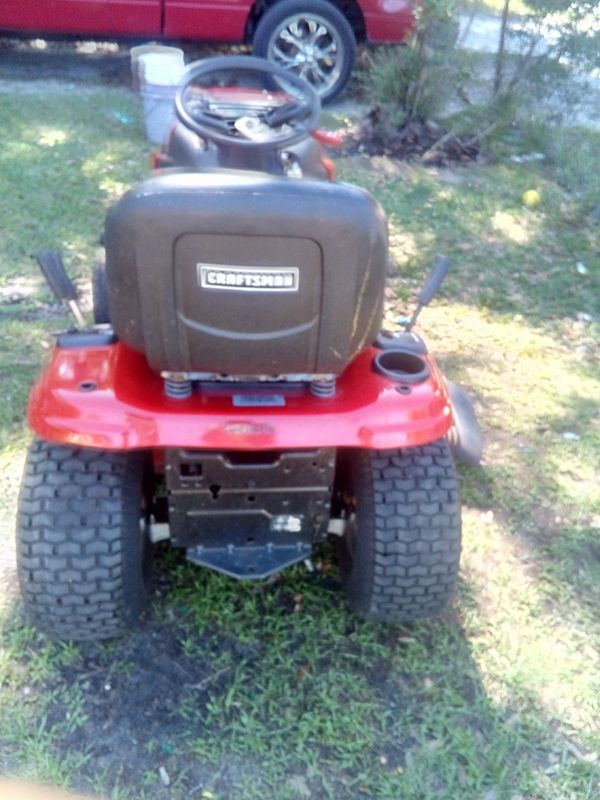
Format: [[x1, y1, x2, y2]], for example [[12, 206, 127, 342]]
[[265, 101, 305, 128], [35, 250, 85, 328], [404, 255, 450, 332]]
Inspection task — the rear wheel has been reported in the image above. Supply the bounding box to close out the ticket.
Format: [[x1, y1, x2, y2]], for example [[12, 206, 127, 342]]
[[17, 439, 151, 641], [253, 0, 356, 103], [337, 440, 461, 622]]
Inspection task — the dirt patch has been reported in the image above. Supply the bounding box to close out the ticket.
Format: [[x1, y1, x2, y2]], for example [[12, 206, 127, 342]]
[[2, 555, 268, 796], [342, 109, 481, 166], [49, 614, 224, 793], [15, 564, 345, 798]]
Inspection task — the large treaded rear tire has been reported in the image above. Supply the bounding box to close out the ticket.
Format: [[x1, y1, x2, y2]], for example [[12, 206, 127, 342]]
[[338, 440, 461, 622], [16, 439, 150, 641]]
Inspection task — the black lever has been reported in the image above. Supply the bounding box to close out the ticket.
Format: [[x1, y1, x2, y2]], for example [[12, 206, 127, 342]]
[[265, 101, 305, 128], [35, 250, 85, 327], [405, 255, 450, 332]]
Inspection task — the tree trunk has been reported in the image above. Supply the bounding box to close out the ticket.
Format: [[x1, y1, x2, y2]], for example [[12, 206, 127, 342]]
[[493, 0, 511, 96]]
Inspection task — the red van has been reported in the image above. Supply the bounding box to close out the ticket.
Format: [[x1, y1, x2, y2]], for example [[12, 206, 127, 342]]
[[0, 0, 413, 101]]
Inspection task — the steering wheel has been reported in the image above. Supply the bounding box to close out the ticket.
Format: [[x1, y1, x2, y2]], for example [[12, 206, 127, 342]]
[[174, 55, 321, 150]]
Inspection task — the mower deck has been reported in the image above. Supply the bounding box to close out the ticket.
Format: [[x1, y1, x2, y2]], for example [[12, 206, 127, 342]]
[[28, 341, 453, 451]]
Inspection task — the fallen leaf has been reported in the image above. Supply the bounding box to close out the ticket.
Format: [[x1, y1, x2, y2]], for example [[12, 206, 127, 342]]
[[483, 789, 499, 800], [158, 766, 170, 787], [287, 775, 311, 798]]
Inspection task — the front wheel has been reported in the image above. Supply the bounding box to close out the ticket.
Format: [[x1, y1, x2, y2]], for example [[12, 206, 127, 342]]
[[16, 439, 151, 641], [337, 440, 461, 622], [253, 0, 356, 104]]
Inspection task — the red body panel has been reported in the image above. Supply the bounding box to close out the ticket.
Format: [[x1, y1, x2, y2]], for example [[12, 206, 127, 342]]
[[363, 0, 414, 43], [0, 0, 413, 44], [163, 1, 249, 41], [28, 343, 453, 452], [0, 0, 162, 38]]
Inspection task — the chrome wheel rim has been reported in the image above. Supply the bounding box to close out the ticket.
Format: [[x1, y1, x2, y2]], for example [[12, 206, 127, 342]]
[[267, 13, 344, 97]]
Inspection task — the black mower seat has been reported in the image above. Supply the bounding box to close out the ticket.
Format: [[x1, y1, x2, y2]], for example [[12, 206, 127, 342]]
[[105, 170, 388, 377]]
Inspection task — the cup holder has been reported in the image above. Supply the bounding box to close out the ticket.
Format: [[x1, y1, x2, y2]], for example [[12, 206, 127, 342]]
[[373, 349, 430, 384]]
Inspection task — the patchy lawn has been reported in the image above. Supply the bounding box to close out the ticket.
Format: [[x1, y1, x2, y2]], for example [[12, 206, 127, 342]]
[[0, 81, 599, 800]]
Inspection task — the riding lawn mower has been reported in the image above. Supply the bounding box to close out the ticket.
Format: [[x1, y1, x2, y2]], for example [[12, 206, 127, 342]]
[[16, 56, 482, 641]]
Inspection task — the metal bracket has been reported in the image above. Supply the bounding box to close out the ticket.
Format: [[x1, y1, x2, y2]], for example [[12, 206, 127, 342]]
[[327, 518, 347, 537], [148, 522, 171, 544], [186, 542, 312, 580]]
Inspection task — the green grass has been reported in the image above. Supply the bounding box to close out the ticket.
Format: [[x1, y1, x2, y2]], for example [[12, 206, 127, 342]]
[[1, 84, 599, 799], [0, 86, 148, 451]]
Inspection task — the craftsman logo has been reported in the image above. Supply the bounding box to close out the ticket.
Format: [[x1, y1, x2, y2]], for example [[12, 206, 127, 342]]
[[198, 263, 299, 292]]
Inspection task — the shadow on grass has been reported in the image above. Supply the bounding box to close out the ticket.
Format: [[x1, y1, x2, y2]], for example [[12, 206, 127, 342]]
[[0, 39, 235, 86], [0, 43, 130, 85], [0, 553, 594, 800]]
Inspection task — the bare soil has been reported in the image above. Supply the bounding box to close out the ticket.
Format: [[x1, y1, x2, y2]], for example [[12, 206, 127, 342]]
[[342, 109, 481, 166]]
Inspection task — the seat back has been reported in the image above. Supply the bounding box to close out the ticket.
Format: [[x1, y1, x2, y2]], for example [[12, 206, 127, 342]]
[[105, 170, 388, 376]]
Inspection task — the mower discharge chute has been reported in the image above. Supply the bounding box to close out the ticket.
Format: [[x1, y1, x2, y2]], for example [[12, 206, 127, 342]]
[[17, 57, 481, 641]]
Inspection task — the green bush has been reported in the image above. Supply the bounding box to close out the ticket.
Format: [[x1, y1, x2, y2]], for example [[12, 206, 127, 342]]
[[361, 0, 463, 123]]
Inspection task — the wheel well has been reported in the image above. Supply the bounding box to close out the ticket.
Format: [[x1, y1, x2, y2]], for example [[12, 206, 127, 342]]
[[246, 0, 366, 43]]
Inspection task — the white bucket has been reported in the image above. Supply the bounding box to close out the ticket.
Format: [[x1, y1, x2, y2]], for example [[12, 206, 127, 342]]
[[141, 83, 177, 144], [131, 44, 185, 89]]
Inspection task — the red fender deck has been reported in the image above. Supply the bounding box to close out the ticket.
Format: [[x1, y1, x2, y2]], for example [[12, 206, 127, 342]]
[[28, 343, 453, 452]]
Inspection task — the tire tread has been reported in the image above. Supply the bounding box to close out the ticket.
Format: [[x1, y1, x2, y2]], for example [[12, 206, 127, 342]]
[[16, 439, 147, 641], [341, 440, 461, 622]]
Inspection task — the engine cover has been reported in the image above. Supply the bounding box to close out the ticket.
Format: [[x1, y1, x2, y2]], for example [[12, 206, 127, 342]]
[[105, 170, 388, 376]]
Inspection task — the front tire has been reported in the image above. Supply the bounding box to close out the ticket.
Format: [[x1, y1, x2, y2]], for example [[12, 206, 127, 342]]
[[17, 439, 151, 641], [337, 440, 461, 622], [253, 0, 356, 103]]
